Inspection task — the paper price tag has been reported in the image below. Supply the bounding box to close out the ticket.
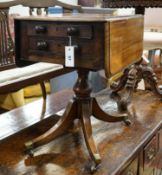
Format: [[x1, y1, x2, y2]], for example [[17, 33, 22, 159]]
[[65, 46, 75, 67]]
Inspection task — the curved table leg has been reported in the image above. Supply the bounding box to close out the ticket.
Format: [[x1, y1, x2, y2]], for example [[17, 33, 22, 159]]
[[25, 99, 77, 155], [40, 82, 47, 101], [80, 100, 101, 168], [92, 98, 130, 125], [39, 82, 47, 119]]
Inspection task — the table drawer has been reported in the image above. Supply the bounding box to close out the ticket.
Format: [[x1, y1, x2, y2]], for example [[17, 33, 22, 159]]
[[29, 38, 65, 55], [121, 157, 138, 175], [27, 21, 93, 39], [144, 135, 158, 171], [27, 37, 103, 68], [159, 128, 162, 149], [18, 21, 104, 69], [28, 37, 96, 56]]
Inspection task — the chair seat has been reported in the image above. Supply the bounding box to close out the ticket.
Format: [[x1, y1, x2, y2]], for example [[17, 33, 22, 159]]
[[144, 31, 162, 50], [0, 62, 63, 87]]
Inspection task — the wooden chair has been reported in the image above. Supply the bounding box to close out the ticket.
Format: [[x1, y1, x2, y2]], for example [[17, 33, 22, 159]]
[[0, 0, 81, 110], [143, 8, 162, 72]]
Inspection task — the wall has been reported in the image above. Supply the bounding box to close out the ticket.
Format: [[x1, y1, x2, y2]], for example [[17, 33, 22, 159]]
[[145, 8, 162, 29]]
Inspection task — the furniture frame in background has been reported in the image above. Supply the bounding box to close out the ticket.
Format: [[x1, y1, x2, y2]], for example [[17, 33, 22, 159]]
[[101, 0, 162, 113]]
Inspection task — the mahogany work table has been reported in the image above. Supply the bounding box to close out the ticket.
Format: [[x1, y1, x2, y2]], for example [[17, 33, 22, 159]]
[[14, 13, 144, 169], [0, 89, 161, 175]]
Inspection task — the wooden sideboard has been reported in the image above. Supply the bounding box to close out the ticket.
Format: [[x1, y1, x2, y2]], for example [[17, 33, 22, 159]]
[[0, 89, 161, 175]]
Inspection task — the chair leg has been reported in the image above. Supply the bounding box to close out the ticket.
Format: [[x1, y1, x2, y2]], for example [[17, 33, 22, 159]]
[[80, 99, 101, 169], [40, 82, 47, 100], [148, 49, 156, 68], [39, 82, 47, 119], [160, 49, 162, 67]]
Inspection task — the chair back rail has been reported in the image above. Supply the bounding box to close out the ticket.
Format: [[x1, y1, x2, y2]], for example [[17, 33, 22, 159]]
[[0, 0, 81, 71], [0, 0, 81, 9], [0, 8, 14, 70]]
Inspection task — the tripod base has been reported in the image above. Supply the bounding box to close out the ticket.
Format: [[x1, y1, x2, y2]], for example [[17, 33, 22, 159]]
[[25, 69, 130, 169]]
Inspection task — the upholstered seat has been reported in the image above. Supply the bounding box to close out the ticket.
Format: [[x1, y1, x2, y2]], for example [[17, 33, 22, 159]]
[[0, 62, 63, 87]]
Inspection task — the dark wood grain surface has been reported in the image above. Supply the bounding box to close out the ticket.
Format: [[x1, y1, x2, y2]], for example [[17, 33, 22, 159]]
[[0, 89, 161, 175], [0, 89, 73, 141]]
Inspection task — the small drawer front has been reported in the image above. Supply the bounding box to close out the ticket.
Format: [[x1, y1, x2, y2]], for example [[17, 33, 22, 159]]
[[159, 128, 162, 149], [28, 37, 99, 58], [121, 157, 138, 175], [29, 38, 65, 55], [144, 136, 158, 165], [27, 21, 93, 39], [19, 21, 104, 70], [27, 37, 104, 69], [144, 135, 158, 171]]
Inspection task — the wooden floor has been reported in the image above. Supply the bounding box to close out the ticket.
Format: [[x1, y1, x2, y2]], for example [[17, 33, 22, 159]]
[[0, 89, 161, 175]]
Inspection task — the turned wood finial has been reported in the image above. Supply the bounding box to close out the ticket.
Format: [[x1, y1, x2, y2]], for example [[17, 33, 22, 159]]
[[73, 70, 92, 98]]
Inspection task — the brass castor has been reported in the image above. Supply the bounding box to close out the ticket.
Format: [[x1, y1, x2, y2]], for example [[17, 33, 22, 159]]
[[90, 162, 100, 173], [24, 141, 34, 157], [124, 118, 131, 126]]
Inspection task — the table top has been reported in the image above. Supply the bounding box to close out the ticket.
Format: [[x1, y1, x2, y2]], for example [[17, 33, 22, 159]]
[[14, 13, 142, 22]]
